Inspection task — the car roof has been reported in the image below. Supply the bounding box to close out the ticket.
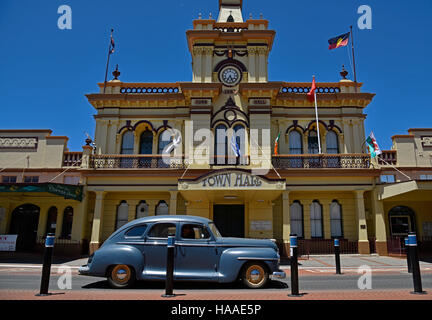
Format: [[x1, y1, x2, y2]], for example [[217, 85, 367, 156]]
[[124, 215, 212, 226]]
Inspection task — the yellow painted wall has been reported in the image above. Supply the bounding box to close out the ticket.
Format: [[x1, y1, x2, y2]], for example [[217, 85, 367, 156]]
[[288, 192, 358, 241], [272, 195, 283, 241]]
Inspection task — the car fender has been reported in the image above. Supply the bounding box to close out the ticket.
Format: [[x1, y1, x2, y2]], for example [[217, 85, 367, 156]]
[[218, 247, 279, 283], [89, 245, 144, 278]]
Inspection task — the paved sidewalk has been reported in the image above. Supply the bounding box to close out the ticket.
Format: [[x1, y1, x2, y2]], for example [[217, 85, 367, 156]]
[[0, 288, 430, 300]]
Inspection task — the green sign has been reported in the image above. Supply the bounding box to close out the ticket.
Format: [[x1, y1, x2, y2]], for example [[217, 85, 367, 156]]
[[0, 183, 83, 201]]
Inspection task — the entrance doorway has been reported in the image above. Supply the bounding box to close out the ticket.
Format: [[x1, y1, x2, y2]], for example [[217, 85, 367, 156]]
[[213, 205, 244, 238], [9, 204, 40, 252]]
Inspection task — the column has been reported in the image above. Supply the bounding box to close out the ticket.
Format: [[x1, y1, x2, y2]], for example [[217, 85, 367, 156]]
[[257, 47, 267, 83], [203, 47, 213, 83], [37, 203, 51, 239], [282, 191, 291, 257], [372, 189, 388, 255], [107, 120, 119, 154], [128, 200, 140, 221], [169, 191, 178, 215], [321, 200, 331, 239], [71, 186, 89, 242], [355, 190, 370, 254], [95, 120, 108, 155], [193, 47, 203, 83], [0, 202, 11, 234], [148, 200, 157, 216], [352, 120, 361, 154], [248, 47, 256, 82], [342, 119, 352, 153], [90, 191, 106, 254]]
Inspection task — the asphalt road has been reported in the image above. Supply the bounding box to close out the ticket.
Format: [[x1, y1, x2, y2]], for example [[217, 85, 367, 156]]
[[0, 272, 431, 292]]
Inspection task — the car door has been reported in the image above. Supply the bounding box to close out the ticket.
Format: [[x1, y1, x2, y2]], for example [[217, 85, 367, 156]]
[[174, 222, 219, 281], [141, 222, 177, 279]]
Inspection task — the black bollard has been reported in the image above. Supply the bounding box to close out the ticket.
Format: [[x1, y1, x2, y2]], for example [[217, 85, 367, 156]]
[[36, 233, 55, 296], [334, 238, 341, 275], [408, 232, 427, 295], [288, 234, 303, 297], [162, 235, 175, 298], [405, 237, 412, 273]]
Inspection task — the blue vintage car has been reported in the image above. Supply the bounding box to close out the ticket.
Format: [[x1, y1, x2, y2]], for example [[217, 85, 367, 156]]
[[79, 215, 285, 289]]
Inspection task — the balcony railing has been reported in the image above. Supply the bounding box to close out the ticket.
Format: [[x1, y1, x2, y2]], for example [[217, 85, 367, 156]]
[[272, 154, 371, 169], [89, 154, 186, 169], [378, 150, 397, 166], [63, 152, 82, 167]]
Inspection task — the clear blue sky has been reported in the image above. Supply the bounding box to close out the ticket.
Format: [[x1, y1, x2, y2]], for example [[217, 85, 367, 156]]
[[0, 0, 431, 151]]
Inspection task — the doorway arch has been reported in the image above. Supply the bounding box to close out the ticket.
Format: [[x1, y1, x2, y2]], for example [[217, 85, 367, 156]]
[[388, 206, 416, 236], [9, 204, 40, 251]]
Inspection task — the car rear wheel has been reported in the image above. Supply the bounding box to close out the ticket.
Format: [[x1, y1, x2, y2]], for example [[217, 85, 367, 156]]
[[241, 262, 269, 289], [107, 264, 135, 289]]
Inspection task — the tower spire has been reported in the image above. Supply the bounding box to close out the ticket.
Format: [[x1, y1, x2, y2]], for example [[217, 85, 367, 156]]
[[218, 0, 243, 23]]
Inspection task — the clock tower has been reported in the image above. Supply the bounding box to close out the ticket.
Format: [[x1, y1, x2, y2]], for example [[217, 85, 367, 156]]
[[187, 0, 275, 84]]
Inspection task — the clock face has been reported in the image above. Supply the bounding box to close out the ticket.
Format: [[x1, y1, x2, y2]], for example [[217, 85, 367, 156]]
[[220, 66, 241, 86]]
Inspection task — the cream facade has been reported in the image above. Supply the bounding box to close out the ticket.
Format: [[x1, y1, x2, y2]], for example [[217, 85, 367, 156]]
[[1, 0, 431, 257]]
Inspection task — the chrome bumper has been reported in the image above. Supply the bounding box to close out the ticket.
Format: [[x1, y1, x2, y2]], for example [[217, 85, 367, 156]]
[[78, 265, 90, 275], [271, 270, 286, 280]]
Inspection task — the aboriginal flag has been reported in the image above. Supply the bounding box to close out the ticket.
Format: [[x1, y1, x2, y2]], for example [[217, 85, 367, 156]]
[[328, 32, 350, 50]]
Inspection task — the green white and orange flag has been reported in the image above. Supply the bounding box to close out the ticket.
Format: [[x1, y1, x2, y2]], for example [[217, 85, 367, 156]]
[[366, 132, 382, 158], [274, 132, 281, 155]]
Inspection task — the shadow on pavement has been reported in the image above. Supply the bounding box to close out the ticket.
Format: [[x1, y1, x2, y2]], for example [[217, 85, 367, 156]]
[[82, 280, 288, 291]]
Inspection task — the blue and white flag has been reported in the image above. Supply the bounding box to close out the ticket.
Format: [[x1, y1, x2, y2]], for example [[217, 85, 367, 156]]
[[231, 134, 241, 157]]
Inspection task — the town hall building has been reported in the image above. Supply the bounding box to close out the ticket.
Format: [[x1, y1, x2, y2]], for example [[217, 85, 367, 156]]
[[1, 0, 431, 257]]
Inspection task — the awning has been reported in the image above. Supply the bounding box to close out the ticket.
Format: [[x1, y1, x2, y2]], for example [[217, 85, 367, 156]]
[[0, 183, 83, 201]]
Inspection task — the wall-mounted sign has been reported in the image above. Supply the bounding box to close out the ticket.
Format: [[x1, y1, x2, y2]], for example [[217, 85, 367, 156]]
[[250, 220, 272, 231], [249, 98, 270, 106], [178, 170, 286, 191], [202, 172, 262, 188], [0, 235, 18, 252], [191, 98, 212, 106]]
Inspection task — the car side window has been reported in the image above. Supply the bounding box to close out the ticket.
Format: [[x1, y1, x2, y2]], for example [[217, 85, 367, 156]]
[[125, 225, 147, 238], [147, 223, 176, 239], [181, 224, 211, 240]]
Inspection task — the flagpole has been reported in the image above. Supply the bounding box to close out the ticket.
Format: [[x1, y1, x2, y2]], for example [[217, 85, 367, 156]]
[[377, 156, 412, 181], [350, 25, 358, 92], [103, 28, 114, 94], [313, 76, 322, 154]]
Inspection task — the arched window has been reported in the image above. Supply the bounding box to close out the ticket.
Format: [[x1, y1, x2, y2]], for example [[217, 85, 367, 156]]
[[326, 131, 339, 154], [116, 201, 129, 230], [45, 206, 58, 236], [330, 201, 343, 238], [136, 201, 149, 219], [214, 124, 228, 164], [290, 201, 304, 238], [60, 207, 74, 239], [158, 130, 173, 155], [155, 200, 169, 216], [233, 124, 246, 164], [139, 130, 153, 154], [308, 130, 320, 154], [310, 200, 323, 238], [121, 131, 134, 154], [289, 130, 303, 154]]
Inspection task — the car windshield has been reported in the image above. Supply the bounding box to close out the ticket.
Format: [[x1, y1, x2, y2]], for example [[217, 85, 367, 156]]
[[208, 222, 222, 238]]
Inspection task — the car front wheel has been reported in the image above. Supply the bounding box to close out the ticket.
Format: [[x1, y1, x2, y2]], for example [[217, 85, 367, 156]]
[[107, 264, 135, 289], [241, 262, 269, 289]]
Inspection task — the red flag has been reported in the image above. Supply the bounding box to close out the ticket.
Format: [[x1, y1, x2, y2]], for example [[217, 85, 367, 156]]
[[307, 76, 316, 102]]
